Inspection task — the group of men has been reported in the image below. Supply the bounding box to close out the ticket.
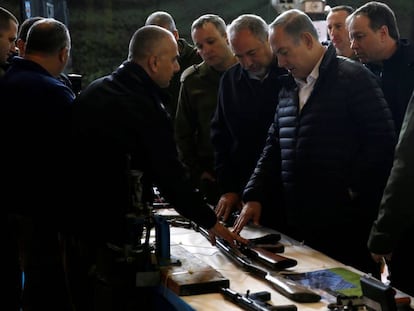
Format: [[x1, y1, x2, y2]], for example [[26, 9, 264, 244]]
[[1, 1, 414, 310]]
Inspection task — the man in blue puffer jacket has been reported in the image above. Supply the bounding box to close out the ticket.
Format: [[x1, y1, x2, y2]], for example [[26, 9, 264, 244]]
[[233, 9, 396, 276]]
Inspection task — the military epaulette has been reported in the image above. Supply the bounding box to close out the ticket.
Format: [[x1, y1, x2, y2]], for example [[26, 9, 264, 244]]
[[180, 62, 203, 83]]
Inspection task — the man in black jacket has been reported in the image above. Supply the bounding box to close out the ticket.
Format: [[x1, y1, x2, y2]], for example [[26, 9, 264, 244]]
[[233, 9, 396, 276], [347, 1, 414, 135], [211, 14, 286, 228], [71, 25, 244, 310]]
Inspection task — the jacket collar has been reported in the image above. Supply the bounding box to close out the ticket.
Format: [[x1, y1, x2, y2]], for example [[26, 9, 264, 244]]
[[114, 60, 161, 94]]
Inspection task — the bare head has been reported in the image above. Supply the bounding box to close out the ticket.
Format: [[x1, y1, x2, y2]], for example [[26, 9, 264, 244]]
[[227, 14, 273, 78], [16, 16, 44, 56], [269, 9, 324, 81], [145, 11, 179, 41], [191, 14, 235, 71], [25, 18, 71, 77], [192, 14, 227, 38], [326, 6, 354, 58], [346, 1, 399, 63], [128, 25, 180, 88]]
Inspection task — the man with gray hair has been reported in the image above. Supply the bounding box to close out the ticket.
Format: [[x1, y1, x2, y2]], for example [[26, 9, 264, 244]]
[[71, 25, 245, 310], [211, 14, 286, 228], [233, 9, 396, 276], [145, 11, 201, 121]]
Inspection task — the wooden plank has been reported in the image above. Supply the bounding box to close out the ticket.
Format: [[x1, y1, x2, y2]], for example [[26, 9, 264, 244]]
[[160, 244, 229, 296]]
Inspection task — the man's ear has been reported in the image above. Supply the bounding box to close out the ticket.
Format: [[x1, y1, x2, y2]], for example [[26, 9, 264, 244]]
[[172, 29, 179, 41], [379, 25, 389, 42], [301, 32, 314, 49], [225, 35, 229, 45], [59, 47, 69, 64], [16, 38, 25, 55], [148, 55, 158, 72]]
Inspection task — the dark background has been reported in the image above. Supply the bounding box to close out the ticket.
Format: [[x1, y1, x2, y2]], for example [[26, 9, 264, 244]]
[[3, 0, 414, 87]]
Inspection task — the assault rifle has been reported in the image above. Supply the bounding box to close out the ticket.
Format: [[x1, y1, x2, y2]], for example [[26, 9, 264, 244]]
[[239, 243, 296, 270], [221, 287, 298, 311], [248, 234, 286, 253], [194, 224, 321, 303]]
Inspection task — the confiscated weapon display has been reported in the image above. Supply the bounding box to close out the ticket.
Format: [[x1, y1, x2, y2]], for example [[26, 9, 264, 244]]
[[193, 223, 321, 303]]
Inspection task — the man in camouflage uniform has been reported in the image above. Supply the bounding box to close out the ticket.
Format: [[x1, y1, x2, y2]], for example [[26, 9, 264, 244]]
[[175, 14, 237, 205]]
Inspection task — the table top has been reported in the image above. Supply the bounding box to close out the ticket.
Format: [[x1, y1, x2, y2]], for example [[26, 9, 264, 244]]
[[167, 222, 357, 311]]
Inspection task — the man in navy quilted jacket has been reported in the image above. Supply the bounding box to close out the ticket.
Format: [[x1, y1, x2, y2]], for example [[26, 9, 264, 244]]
[[233, 9, 396, 276]]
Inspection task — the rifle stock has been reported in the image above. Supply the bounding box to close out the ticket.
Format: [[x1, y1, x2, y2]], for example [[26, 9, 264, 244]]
[[195, 225, 321, 303], [241, 246, 297, 270], [252, 242, 285, 253], [248, 233, 281, 244]]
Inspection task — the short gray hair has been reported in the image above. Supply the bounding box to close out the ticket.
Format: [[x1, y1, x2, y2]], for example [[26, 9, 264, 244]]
[[128, 25, 172, 61], [145, 11, 177, 32], [227, 14, 268, 43]]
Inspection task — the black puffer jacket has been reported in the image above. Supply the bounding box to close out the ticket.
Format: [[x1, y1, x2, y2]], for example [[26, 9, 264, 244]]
[[243, 44, 396, 228]]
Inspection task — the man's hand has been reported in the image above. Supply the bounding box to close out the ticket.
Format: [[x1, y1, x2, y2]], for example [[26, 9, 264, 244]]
[[232, 201, 262, 234], [215, 192, 242, 222], [208, 221, 248, 246]]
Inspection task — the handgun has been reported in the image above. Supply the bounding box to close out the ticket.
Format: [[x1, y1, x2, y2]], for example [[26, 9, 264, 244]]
[[221, 287, 298, 311]]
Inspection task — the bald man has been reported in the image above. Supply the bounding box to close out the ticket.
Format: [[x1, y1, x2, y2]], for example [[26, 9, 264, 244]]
[[2, 18, 75, 311], [71, 25, 244, 310], [145, 11, 201, 121], [16, 16, 44, 57]]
